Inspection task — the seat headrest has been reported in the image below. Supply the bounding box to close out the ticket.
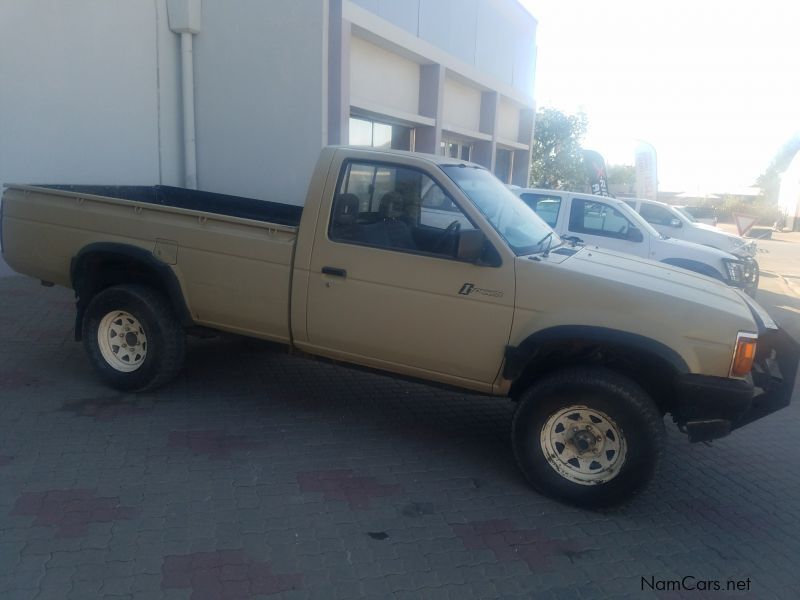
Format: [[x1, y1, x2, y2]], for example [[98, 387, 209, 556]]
[[379, 192, 405, 219], [334, 193, 360, 225]]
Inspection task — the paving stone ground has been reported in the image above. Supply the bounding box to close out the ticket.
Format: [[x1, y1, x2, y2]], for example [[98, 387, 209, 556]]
[[1, 275, 799, 599]]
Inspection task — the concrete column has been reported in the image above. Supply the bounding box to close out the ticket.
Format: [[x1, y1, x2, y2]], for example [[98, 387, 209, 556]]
[[473, 91, 498, 170], [415, 64, 444, 154], [512, 107, 535, 186], [328, 1, 351, 145]]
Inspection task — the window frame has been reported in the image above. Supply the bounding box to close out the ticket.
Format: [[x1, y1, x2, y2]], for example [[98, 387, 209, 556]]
[[568, 198, 636, 240], [327, 159, 487, 264], [639, 202, 677, 226], [519, 192, 563, 228]]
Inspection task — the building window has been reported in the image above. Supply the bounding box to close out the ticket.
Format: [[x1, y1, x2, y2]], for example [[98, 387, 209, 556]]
[[349, 117, 413, 151], [439, 140, 472, 162], [494, 148, 513, 183]]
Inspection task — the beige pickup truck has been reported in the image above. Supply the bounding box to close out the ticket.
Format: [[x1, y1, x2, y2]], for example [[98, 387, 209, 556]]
[[2, 146, 797, 507]]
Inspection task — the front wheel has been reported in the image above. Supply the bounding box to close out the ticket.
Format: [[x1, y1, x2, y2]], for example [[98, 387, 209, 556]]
[[512, 367, 664, 508], [82, 284, 186, 392]]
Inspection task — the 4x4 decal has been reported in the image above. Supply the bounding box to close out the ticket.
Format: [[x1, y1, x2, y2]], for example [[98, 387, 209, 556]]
[[458, 283, 503, 298]]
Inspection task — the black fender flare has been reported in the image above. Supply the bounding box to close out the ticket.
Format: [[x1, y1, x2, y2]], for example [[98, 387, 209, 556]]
[[504, 325, 689, 387], [70, 242, 193, 339]]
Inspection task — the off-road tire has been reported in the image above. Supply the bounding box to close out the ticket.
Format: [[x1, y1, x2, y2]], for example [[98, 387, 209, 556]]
[[512, 367, 665, 509], [82, 284, 185, 392]]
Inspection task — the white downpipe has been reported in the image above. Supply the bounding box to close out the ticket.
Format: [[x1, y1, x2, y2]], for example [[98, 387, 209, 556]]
[[180, 32, 197, 189]]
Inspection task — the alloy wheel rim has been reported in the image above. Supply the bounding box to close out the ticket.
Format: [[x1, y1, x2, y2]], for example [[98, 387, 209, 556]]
[[97, 310, 147, 372], [540, 405, 627, 485]]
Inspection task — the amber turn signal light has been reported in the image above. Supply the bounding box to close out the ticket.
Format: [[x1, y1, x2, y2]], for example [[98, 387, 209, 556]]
[[730, 333, 758, 377]]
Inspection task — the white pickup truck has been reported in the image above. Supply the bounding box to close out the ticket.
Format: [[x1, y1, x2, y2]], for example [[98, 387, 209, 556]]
[[623, 197, 758, 259], [513, 188, 758, 296]]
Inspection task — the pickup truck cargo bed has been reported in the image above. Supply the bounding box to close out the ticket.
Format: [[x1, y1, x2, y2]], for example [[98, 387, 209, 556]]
[[35, 184, 303, 227], [2, 183, 298, 342]]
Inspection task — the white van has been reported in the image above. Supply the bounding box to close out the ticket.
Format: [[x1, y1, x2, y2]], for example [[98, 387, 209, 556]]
[[513, 188, 759, 296]]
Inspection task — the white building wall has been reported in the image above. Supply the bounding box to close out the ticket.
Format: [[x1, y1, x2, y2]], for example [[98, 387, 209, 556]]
[[0, 0, 181, 189], [350, 0, 536, 97], [1, 0, 535, 210], [496, 97, 521, 142], [441, 78, 482, 134], [193, 0, 327, 205], [350, 36, 420, 117]]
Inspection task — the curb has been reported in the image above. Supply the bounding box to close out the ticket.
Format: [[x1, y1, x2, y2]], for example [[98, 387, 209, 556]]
[[780, 275, 800, 299]]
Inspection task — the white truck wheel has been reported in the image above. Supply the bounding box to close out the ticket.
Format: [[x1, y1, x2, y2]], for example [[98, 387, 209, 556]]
[[82, 284, 185, 392], [512, 367, 664, 508]]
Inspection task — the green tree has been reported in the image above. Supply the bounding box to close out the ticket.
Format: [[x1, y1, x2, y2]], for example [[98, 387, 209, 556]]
[[756, 133, 800, 202], [606, 164, 636, 196], [529, 108, 588, 190], [607, 164, 636, 185]]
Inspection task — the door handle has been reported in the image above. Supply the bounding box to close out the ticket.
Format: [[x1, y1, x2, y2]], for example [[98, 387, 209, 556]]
[[322, 266, 347, 278]]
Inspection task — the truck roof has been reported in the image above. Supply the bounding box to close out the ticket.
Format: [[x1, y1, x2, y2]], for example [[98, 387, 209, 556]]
[[328, 145, 482, 169]]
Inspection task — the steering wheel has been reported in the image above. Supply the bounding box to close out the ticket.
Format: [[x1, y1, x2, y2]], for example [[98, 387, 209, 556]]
[[433, 220, 461, 253]]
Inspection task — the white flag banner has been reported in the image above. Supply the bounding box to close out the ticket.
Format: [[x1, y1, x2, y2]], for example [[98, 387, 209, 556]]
[[635, 143, 658, 201]]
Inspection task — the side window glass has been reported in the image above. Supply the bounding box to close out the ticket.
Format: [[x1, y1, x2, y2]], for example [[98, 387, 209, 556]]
[[569, 199, 632, 239], [343, 163, 376, 212], [520, 193, 561, 228], [330, 162, 475, 258], [639, 204, 673, 226]]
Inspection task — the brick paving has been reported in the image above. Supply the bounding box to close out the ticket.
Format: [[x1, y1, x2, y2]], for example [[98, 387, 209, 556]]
[[1, 274, 799, 599]]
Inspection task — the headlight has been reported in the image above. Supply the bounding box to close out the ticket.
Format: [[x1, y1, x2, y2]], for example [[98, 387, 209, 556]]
[[741, 259, 757, 282], [723, 258, 744, 282], [730, 331, 758, 377]]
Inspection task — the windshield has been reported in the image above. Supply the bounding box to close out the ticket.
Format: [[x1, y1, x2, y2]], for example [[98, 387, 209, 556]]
[[674, 206, 697, 223], [441, 165, 558, 255], [611, 200, 663, 239]]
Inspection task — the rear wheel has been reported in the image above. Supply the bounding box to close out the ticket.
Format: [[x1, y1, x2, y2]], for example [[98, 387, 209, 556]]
[[512, 367, 664, 508], [82, 284, 185, 392]]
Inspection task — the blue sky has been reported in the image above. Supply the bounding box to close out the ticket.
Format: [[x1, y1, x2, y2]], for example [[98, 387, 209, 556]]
[[520, 0, 800, 193]]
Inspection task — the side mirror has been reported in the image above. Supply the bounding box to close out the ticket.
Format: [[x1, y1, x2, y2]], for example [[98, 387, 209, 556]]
[[457, 229, 486, 263], [669, 218, 682, 228], [627, 227, 644, 243]]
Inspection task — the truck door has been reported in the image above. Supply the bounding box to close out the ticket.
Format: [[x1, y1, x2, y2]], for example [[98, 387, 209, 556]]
[[566, 198, 649, 257], [639, 202, 686, 240], [302, 158, 515, 391]]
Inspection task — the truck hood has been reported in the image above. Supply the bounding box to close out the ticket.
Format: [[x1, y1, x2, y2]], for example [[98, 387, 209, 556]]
[[516, 245, 755, 347], [688, 223, 750, 252], [564, 246, 741, 303], [694, 222, 733, 236], [655, 235, 736, 260]]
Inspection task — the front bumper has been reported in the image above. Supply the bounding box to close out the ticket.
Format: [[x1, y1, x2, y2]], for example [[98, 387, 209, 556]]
[[725, 257, 759, 297], [674, 327, 799, 442], [732, 243, 757, 258]]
